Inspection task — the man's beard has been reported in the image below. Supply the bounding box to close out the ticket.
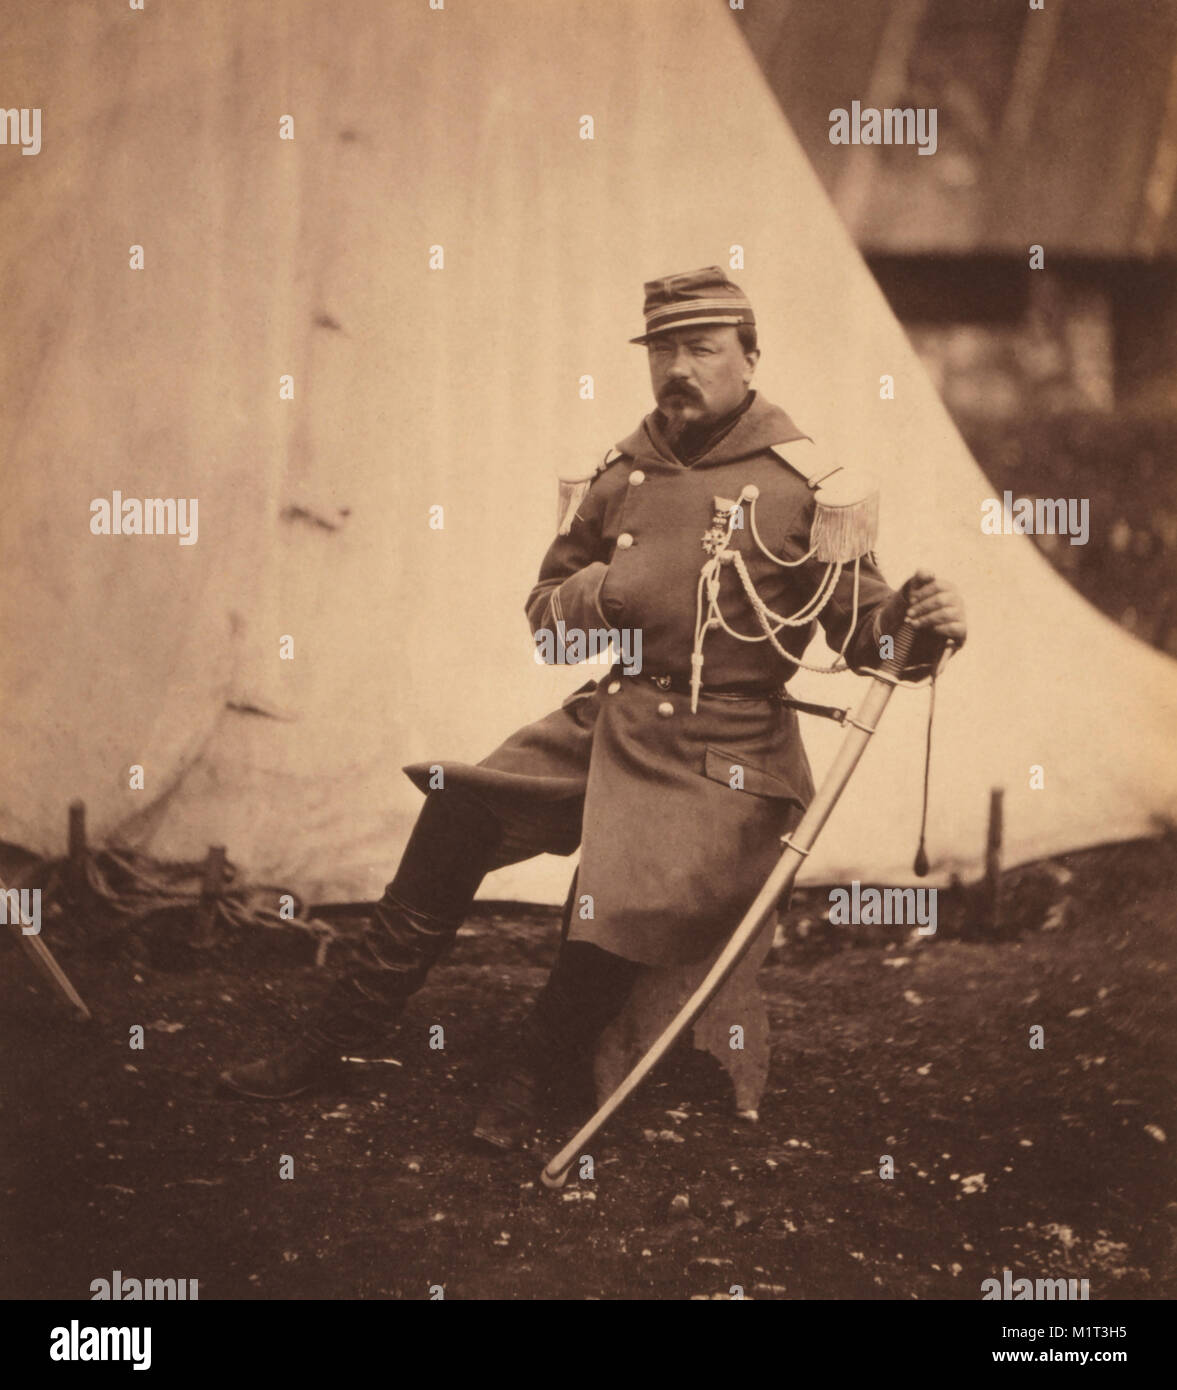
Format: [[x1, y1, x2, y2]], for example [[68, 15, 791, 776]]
[[658, 390, 709, 444], [656, 387, 755, 462]]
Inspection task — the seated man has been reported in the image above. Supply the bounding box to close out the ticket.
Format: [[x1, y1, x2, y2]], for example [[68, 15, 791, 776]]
[[221, 266, 966, 1148]]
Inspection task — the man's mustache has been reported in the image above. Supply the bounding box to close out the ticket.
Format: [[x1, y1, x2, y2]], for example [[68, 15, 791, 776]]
[[660, 383, 702, 404]]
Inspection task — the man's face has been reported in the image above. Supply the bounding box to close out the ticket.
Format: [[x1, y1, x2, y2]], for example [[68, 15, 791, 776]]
[[647, 324, 759, 431]]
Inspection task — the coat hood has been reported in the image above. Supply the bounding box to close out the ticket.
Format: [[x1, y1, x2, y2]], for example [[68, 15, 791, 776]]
[[615, 391, 810, 468]]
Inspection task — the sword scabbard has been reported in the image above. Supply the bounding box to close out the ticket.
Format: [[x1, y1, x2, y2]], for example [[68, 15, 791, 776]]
[[541, 623, 919, 1187]]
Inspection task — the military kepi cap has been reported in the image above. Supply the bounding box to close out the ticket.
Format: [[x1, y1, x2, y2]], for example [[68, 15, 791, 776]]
[[630, 265, 755, 344]]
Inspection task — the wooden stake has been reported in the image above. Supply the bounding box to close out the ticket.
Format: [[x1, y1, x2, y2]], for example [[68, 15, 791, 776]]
[[18, 933, 92, 1021], [192, 845, 226, 948], [2, 872, 91, 1021], [67, 800, 87, 901], [983, 786, 1004, 933]]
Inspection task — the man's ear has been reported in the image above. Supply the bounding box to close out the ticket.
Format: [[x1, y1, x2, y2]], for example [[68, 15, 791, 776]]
[[743, 348, 760, 382]]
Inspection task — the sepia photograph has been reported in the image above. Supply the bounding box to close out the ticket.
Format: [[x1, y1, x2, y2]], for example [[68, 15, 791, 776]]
[[2, 0, 1175, 1351]]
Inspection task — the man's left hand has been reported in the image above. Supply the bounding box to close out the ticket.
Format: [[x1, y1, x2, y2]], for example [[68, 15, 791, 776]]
[[904, 569, 967, 645]]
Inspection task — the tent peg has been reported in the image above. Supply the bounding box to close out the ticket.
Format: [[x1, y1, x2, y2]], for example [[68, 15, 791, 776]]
[[983, 786, 1004, 933], [67, 800, 87, 902], [192, 845, 227, 948]]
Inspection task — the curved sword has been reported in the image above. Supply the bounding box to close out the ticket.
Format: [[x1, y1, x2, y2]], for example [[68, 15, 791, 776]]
[[541, 621, 918, 1188]]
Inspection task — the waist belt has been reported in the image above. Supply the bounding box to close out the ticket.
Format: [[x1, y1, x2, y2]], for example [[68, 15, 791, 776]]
[[646, 673, 781, 699], [641, 672, 849, 722]]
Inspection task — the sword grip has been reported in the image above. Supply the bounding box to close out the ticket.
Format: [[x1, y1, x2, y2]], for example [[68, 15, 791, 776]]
[[880, 618, 917, 679]]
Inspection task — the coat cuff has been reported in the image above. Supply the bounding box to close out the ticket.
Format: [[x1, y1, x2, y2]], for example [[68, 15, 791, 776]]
[[545, 562, 610, 635]]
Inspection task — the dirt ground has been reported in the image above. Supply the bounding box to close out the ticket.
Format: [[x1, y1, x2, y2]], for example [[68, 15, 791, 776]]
[[3, 838, 1174, 1302]]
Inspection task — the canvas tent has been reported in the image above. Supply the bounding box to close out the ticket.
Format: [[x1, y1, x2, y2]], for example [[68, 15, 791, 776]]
[[2, 0, 1175, 910]]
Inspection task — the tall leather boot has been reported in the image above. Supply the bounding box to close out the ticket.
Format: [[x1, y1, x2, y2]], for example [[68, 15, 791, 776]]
[[220, 787, 502, 1100]]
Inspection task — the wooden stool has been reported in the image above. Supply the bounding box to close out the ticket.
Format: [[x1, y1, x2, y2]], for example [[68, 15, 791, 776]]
[[592, 916, 777, 1119]]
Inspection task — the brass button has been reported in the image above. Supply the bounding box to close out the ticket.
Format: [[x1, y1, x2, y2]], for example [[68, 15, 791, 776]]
[[606, 680, 621, 695], [616, 532, 634, 549], [743, 484, 760, 501], [657, 700, 674, 718], [629, 469, 646, 486]]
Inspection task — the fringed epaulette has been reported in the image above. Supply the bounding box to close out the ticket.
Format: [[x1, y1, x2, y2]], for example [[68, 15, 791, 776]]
[[808, 468, 880, 563], [556, 447, 623, 535], [770, 438, 879, 563], [688, 438, 881, 710]]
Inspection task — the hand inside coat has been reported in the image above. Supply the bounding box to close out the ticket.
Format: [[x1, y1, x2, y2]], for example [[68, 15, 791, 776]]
[[904, 569, 967, 646]]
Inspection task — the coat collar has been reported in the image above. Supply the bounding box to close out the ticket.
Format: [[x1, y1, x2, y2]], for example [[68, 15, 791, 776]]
[[615, 391, 809, 469]]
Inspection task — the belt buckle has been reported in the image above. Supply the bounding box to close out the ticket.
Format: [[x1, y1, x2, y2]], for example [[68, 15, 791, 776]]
[[653, 675, 672, 691]]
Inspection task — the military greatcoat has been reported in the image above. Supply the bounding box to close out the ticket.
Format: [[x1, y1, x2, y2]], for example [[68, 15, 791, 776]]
[[406, 392, 943, 965]]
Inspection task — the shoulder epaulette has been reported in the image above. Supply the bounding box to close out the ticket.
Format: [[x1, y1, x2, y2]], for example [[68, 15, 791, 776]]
[[556, 448, 624, 534], [771, 440, 880, 562], [767, 437, 831, 488]]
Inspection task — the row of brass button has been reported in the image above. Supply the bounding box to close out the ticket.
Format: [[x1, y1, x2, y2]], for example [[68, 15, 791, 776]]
[[604, 679, 674, 717]]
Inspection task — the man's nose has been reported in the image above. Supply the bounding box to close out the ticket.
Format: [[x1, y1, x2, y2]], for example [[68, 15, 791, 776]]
[[666, 355, 692, 377]]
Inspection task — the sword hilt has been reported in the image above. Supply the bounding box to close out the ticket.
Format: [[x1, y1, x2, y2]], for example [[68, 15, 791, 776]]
[[879, 618, 917, 680]]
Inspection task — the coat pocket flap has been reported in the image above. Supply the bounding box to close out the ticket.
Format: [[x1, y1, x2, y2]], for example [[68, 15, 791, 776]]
[[704, 745, 805, 805]]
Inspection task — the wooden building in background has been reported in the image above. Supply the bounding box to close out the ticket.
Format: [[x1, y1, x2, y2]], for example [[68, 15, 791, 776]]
[[740, 0, 1177, 419]]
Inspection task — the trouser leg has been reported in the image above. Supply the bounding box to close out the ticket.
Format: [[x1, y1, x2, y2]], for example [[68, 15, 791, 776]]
[[304, 786, 503, 1051]]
